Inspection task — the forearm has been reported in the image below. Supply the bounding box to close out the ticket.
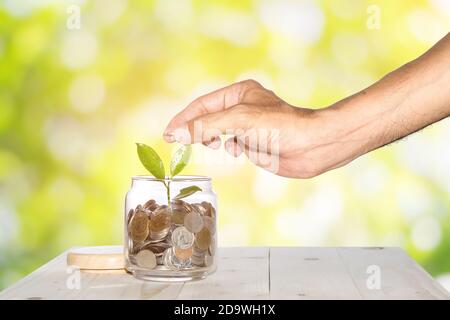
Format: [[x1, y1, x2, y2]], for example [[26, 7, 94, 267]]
[[164, 35, 449, 178], [319, 33, 450, 169]]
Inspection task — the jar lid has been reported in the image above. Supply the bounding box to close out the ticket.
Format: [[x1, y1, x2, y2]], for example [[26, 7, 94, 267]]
[[67, 246, 125, 270]]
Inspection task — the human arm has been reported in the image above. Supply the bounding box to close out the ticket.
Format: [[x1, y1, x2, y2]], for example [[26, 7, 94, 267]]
[[163, 33, 450, 178]]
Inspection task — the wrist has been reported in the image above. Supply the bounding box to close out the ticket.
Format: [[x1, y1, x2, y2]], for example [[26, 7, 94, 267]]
[[313, 96, 382, 170]]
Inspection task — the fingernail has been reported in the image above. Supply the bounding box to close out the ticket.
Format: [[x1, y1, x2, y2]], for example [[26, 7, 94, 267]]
[[225, 137, 243, 157], [163, 130, 175, 143], [204, 137, 221, 150], [172, 125, 191, 144], [209, 137, 221, 149]]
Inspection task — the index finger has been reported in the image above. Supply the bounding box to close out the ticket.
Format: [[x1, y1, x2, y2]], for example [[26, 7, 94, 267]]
[[164, 79, 261, 133]]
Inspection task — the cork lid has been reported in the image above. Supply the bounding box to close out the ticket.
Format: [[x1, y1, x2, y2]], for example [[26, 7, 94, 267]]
[[67, 246, 125, 270]]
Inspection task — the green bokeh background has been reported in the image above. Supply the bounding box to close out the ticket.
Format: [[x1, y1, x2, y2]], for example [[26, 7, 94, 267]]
[[0, 0, 449, 290]]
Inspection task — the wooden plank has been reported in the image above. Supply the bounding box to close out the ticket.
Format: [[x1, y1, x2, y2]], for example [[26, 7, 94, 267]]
[[0, 249, 69, 300], [0, 246, 183, 300], [0, 247, 269, 300], [177, 247, 269, 299], [1, 246, 447, 300], [337, 247, 449, 300], [269, 247, 362, 299], [69, 271, 184, 300]]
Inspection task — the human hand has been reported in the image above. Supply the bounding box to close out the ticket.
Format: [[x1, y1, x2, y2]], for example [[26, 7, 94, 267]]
[[163, 80, 347, 178]]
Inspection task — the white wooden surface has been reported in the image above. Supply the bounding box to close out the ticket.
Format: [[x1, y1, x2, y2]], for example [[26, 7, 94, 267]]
[[0, 247, 448, 300]]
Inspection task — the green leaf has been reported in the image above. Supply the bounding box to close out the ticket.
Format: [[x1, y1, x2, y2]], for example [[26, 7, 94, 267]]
[[174, 185, 202, 200], [170, 144, 192, 178], [136, 143, 165, 179]]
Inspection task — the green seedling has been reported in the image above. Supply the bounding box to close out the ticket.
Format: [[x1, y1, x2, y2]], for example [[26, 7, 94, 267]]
[[136, 142, 201, 206]]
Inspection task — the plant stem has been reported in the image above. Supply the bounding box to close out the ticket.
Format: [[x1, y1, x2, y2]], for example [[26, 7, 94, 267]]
[[166, 180, 171, 206], [160, 180, 171, 207]]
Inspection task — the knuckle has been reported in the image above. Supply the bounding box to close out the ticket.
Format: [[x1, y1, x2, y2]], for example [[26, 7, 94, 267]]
[[241, 79, 261, 88], [236, 79, 264, 102]]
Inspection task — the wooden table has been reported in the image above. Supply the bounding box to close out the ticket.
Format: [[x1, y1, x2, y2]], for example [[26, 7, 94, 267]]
[[0, 246, 448, 300]]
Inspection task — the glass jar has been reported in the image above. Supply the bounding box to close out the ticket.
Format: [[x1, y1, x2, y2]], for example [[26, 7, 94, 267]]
[[124, 175, 217, 282]]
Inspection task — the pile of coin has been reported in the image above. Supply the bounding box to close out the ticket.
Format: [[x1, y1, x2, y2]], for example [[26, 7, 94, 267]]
[[127, 199, 216, 271]]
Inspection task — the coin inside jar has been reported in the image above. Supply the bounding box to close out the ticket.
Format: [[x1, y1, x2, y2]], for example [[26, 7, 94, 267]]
[[184, 210, 204, 233], [153, 204, 168, 215], [171, 226, 194, 249], [200, 201, 214, 217], [174, 246, 193, 261], [136, 204, 154, 218], [149, 229, 170, 241], [143, 199, 158, 211], [135, 249, 156, 269], [205, 254, 214, 267], [135, 240, 171, 255], [191, 247, 207, 267], [202, 216, 216, 234], [163, 248, 176, 269], [129, 210, 149, 242], [192, 203, 206, 216], [208, 236, 216, 256], [128, 234, 136, 254], [177, 199, 193, 210], [195, 227, 211, 251], [170, 209, 186, 225], [149, 210, 171, 232], [127, 208, 134, 225]]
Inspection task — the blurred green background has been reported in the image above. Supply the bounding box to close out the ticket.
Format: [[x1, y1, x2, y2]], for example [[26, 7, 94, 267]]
[[0, 0, 449, 291]]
